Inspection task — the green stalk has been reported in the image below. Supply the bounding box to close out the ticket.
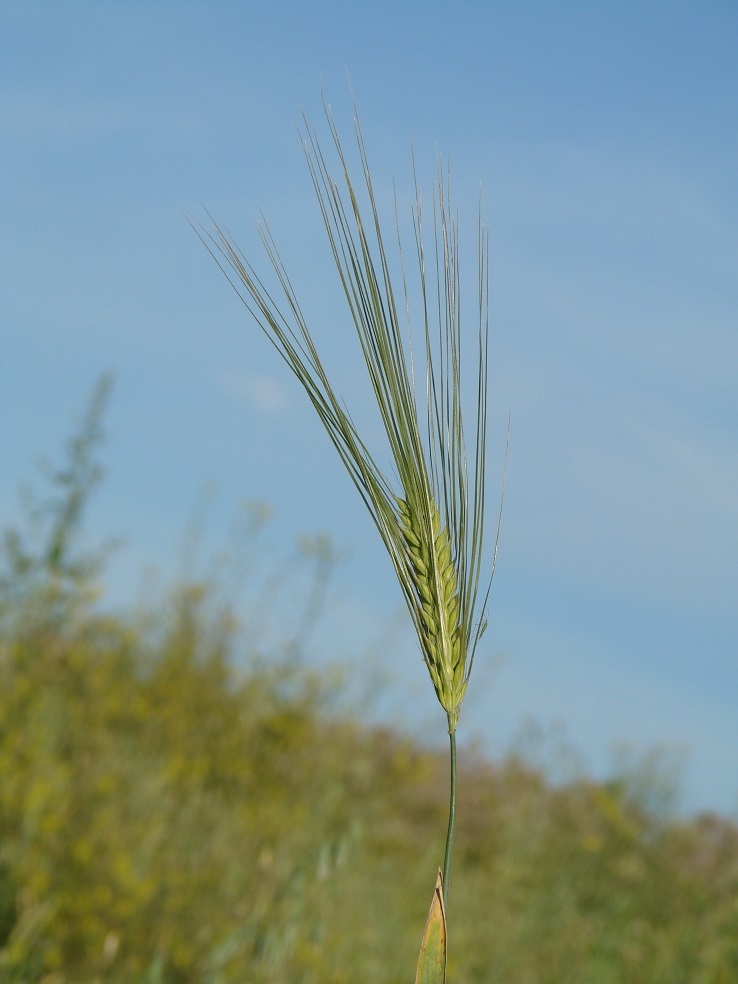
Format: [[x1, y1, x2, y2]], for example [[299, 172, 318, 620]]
[[442, 723, 457, 906]]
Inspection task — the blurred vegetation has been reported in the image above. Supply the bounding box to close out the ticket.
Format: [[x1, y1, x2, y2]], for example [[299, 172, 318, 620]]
[[1, 385, 737, 983]]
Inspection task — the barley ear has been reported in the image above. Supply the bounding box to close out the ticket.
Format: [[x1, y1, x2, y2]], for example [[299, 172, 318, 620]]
[[194, 93, 505, 917]]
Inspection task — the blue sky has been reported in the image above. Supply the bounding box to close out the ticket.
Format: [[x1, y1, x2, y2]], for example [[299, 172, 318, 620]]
[[2, 1, 737, 814]]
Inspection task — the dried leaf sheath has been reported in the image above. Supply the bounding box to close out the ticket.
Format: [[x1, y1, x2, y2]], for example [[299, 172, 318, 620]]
[[415, 869, 447, 983]]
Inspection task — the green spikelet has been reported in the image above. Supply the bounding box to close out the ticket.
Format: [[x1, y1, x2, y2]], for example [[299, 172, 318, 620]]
[[397, 495, 466, 731]]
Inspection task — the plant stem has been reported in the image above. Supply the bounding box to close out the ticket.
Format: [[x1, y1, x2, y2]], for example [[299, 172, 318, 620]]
[[442, 722, 457, 905]]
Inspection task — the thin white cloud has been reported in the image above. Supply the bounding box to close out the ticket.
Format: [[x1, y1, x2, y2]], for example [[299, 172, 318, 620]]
[[501, 367, 738, 615], [219, 368, 290, 416]]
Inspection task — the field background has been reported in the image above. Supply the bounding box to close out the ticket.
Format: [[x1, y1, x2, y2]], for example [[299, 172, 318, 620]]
[[1, 404, 737, 981], [3, 3, 738, 979]]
